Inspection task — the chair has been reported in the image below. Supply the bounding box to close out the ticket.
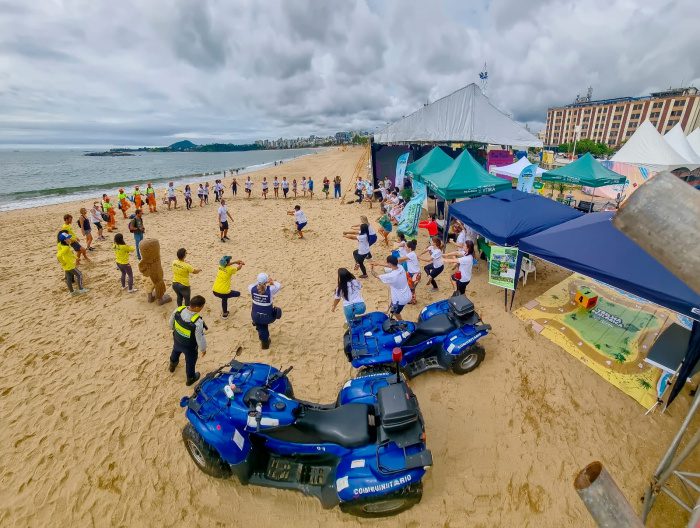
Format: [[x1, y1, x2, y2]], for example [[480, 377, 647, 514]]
[[519, 256, 536, 285]]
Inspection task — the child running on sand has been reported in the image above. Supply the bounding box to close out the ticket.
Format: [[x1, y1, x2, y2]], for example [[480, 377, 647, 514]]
[[245, 177, 253, 198], [212, 256, 245, 318], [287, 205, 307, 239], [262, 177, 269, 199], [273, 177, 279, 198], [77, 208, 93, 251], [112, 233, 138, 293], [282, 177, 289, 198], [57, 231, 88, 296]]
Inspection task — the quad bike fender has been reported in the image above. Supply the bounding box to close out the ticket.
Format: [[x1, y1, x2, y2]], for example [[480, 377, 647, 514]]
[[338, 371, 395, 405], [186, 408, 252, 466], [335, 449, 427, 503], [443, 326, 489, 357]]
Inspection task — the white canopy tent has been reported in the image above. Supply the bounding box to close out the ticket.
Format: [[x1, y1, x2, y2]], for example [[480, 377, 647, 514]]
[[611, 120, 698, 171], [665, 124, 700, 164], [374, 83, 542, 148], [489, 156, 544, 180], [688, 129, 700, 157]]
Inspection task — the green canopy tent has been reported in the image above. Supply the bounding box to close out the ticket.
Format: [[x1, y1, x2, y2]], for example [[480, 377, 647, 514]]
[[407, 147, 454, 182], [541, 153, 627, 211], [422, 149, 511, 200]]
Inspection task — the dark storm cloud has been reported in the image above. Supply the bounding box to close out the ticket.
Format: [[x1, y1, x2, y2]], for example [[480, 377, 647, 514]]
[[0, 0, 698, 145]]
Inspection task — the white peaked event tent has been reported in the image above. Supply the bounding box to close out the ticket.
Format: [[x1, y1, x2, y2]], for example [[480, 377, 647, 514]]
[[688, 129, 700, 157], [373, 83, 543, 148], [665, 123, 700, 164], [489, 155, 544, 180], [612, 120, 697, 171]]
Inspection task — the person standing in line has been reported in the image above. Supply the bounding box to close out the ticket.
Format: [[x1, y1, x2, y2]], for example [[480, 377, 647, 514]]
[[168, 295, 207, 386], [281, 177, 289, 199], [172, 248, 201, 306], [301, 176, 308, 197], [443, 240, 475, 296], [369, 255, 412, 320], [145, 183, 157, 213], [203, 182, 210, 204], [112, 233, 138, 293], [331, 268, 366, 325], [217, 198, 234, 242], [133, 185, 143, 210], [103, 196, 117, 231], [57, 231, 88, 296], [78, 208, 94, 251], [322, 177, 330, 199], [249, 273, 282, 350], [61, 213, 91, 264], [89, 202, 106, 241], [355, 177, 364, 203], [261, 177, 269, 199], [198, 184, 205, 206], [308, 177, 314, 199], [273, 176, 280, 198], [213, 180, 222, 202], [420, 237, 445, 291], [292, 178, 298, 198], [418, 214, 439, 238], [287, 205, 307, 239], [231, 178, 238, 197], [166, 182, 178, 210], [117, 188, 131, 219], [244, 176, 253, 199], [343, 223, 372, 278], [334, 175, 342, 199], [129, 208, 145, 260], [184, 185, 193, 210], [212, 256, 244, 318]]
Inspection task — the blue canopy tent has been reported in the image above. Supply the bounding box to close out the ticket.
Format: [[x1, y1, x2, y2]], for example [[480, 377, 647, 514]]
[[445, 189, 584, 309], [519, 212, 700, 407]]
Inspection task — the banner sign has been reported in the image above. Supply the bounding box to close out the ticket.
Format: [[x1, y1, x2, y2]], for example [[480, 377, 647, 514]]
[[395, 152, 410, 191], [487, 150, 513, 172], [488, 246, 519, 290], [516, 164, 537, 193], [397, 180, 427, 239]]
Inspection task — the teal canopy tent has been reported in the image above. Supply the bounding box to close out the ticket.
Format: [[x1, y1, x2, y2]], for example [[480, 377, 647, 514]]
[[541, 153, 627, 187], [422, 149, 511, 200], [407, 147, 454, 182]]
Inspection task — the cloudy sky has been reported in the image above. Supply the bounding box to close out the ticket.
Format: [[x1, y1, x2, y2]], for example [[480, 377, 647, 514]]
[[1, 0, 698, 147]]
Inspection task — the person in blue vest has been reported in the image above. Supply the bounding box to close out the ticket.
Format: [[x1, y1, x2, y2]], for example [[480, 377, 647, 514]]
[[168, 295, 207, 385], [249, 273, 282, 349]]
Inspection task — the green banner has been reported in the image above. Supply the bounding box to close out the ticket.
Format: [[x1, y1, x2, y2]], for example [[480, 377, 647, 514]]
[[488, 246, 519, 290], [533, 181, 544, 190]]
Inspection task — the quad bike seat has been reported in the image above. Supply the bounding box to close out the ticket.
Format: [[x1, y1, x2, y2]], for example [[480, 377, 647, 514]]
[[263, 404, 371, 448], [402, 314, 456, 346]]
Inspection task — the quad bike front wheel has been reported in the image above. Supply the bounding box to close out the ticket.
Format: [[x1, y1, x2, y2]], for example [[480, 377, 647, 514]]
[[339, 483, 422, 518], [451, 343, 485, 375], [182, 423, 231, 478]]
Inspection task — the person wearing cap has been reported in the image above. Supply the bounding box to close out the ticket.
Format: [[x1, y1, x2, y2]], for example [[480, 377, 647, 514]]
[[249, 273, 282, 349], [133, 185, 143, 209], [369, 254, 412, 320], [168, 295, 207, 386], [57, 230, 89, 296], [212, 256, 244, 318], [117, 188, 131, 219]]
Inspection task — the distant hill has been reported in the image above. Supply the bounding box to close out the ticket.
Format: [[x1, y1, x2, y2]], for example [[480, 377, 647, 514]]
[[169, 140, 197, 151]]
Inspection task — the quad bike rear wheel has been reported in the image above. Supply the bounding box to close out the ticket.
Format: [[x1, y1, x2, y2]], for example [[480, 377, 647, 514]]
[[339, 483, 422, 518], [451, 343, 485, 375], [182, 423, 231, 478]]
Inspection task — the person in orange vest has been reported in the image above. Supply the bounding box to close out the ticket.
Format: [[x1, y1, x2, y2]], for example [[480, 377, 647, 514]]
[[133, 185, 143, 209], [102, 195, 117, 232], [117, 188, 131, 219], [146, 183, 157, 213]]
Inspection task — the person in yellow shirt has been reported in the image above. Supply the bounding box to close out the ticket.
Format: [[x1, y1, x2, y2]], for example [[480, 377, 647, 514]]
[[212, 256, 245, 318], [113, 233, 138, 293], [62, 213, 90, 264], [117, 188, 131, 218], [172, 247, 201, 306], [57, 231, 88, 296]]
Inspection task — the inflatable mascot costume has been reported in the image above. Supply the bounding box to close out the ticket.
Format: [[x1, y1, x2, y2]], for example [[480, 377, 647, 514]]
[[138, 238, 172, 305]]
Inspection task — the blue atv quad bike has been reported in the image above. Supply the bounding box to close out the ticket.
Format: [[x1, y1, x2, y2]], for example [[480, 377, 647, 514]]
[[180, 357, 433, 517], [344, 295, 491, 378]]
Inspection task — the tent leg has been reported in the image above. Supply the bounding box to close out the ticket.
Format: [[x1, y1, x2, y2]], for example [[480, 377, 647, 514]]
[[589, 188, 595, 212], [509, 289, 516, 311], [504, 289, 507, 312]]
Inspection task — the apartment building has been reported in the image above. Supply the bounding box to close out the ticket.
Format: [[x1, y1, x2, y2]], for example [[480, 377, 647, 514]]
[[544, 87, 700, 147]]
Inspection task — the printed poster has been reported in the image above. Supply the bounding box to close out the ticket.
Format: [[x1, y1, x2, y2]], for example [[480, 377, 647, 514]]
[[488, 246, 519, 290]]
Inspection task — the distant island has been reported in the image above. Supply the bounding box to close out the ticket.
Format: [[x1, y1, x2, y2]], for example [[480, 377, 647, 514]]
[[84, 140, 266, 157]]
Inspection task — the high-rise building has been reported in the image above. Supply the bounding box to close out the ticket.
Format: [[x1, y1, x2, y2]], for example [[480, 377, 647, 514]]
[[544, 87, 700, 147]]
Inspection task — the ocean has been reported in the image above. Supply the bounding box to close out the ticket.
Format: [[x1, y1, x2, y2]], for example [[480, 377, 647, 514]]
[[0, 148, 319, 211]]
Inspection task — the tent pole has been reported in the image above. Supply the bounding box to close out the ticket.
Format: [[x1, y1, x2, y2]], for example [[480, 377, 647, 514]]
[[589, 187, 595, 212], [504, 288, 507, 311], [509, 288, 516, 311]]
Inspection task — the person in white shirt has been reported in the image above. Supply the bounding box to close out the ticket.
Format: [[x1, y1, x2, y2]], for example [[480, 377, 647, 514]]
[[89, 202, 106, 241], [443, 240, 475, 295], [369, 255, 412, 320], [244, 177, 253, 199], [331, 268, 366, 324], [398, 239, 420, 304], [167, 182, 178, 210], [281, 177, 289, 198], [286, 205, 307, 239], [343, 223, 372, 278], [217, 199, 234, 242], [261, 177, 269, 199], [273, 177, 280, 199], [419, 237, 445, 290], [301, 177, 308, 197]]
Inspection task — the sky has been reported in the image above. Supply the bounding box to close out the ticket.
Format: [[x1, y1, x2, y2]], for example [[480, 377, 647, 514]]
[[0, 0, 698, 147]]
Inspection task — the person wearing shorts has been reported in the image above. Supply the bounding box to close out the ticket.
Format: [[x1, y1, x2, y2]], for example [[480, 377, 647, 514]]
[[273, 177, 280, 198], [281, 177, 289, 198], [245, 177, 253, 199], [262, 177, 269, 199], [78, 208, 93, 251], [369, 255, 412, 320], [167, 182, 178, 210], [287, 205, 307, 239], [444, 240, 475, 296], [420, 237, 445, 291], [218, 199, 234, 242], [89, 202, 106, 241], [172, 248, 201, 306], [343, 224, 372, 278]]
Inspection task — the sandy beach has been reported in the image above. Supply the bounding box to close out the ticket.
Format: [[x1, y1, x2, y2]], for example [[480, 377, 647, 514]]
[[0, 146, 693, 527]]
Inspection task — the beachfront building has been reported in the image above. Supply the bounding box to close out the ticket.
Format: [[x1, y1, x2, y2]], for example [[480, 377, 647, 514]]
[[544, 87, 700, 148]]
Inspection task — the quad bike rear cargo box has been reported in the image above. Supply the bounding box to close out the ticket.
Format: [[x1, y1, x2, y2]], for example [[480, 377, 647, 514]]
[[448, 296, 474, 318], [377, 383, 419, 432]]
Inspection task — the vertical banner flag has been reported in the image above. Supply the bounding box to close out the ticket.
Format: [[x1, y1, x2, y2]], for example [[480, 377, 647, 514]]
[[397, 180, 427, 239], [516, 164, 537, 194], [395, 152, 410, 190]]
